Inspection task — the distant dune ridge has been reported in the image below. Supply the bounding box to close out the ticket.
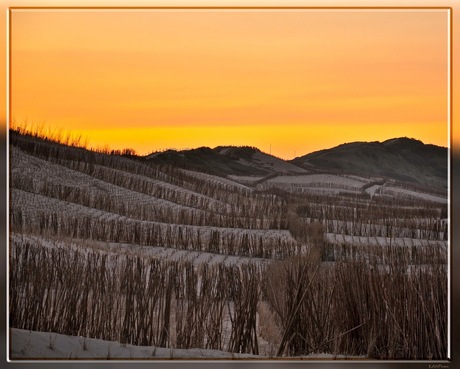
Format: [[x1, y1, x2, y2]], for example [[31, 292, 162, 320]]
[[146, 137, 447, 190], [146, 145, 307, 177], [292, 137, 447, 190]]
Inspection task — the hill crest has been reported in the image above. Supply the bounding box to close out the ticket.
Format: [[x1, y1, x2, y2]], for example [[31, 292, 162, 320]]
[[291, 137, 447, 189]]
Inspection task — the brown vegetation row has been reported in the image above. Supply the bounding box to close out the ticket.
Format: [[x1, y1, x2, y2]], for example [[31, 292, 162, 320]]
[[10, 236, 447, 359], [305, 217, 446, 241], [10, 207, 298, 259], [11, 167, 285, 230], [297, 193, 446, 219], [298, 202, 446, 241], [322, 241, 447, 264], [10, 237, 262, 353]]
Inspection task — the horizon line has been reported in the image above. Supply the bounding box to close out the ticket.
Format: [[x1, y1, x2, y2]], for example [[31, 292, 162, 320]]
[[8, 126, 446, 161]]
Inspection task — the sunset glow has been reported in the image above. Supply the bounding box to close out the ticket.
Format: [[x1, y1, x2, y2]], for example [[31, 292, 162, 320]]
[[11, 9, 449, 159]]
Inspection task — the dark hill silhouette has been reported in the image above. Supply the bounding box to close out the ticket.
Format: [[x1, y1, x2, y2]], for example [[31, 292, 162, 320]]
[[146, 145, 307, 177], [291, 137, 447, 190]]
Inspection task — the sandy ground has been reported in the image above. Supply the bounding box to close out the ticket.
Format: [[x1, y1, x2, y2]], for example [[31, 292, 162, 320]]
[[9, 329, 364, 361], [9, 328, 259, 360]]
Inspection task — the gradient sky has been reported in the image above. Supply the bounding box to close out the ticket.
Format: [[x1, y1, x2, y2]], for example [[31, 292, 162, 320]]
[[11, 9, 449, 159]]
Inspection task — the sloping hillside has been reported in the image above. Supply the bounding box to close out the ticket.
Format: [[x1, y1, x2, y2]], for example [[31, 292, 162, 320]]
[[291, 137, 447, 190]]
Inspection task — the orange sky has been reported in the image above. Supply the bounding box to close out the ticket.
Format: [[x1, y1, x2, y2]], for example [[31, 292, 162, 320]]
[[10, 8, 449, 159]]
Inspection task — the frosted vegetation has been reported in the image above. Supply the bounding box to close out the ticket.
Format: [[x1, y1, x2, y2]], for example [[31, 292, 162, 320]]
[[9, 130, 448, 360]]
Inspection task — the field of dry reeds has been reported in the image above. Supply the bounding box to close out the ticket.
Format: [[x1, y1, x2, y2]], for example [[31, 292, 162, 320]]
[[10, 233, 447, 359], [9, 129, 448, 359]]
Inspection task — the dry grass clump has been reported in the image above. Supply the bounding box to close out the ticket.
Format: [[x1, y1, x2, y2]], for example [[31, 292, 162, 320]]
[[10, 121, 89, 149], [261, 246, 447, 359]]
